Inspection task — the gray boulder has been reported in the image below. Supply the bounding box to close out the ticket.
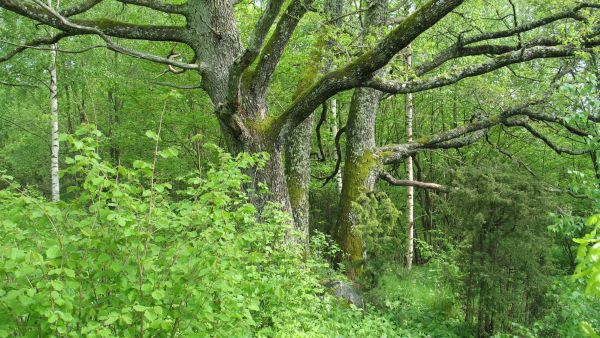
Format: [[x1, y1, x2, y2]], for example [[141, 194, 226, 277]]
[[323, 280, 364, 308]]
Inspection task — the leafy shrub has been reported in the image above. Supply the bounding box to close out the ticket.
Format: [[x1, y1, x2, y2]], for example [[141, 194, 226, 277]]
[[366, 265, 465, 338], [0, 126, 398, 337], [442, 162, 558, 337], [354, 192, 403, 286]]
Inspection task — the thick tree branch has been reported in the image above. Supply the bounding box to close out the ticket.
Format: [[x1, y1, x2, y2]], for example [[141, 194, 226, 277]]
[[414, 43, 516, 75], [26, 1, 202, 71], [115, 0, 189, 15], [366, 44, 599, 95], [228, 0, 286, 104], [0, 0, 191, 43], [413, 36, 569, 76], [379, 171, 447, 191], [379, 129, 487, 163], [378, 105, 595, 164], [272, 0, 465, 141], [243, 0, 287, 68], [249, 0, 314, 100]]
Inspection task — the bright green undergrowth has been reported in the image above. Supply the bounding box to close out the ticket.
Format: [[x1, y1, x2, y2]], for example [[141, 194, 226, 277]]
[[0, 126, 399, 337], [366, 264, 467, 337], [1, 126, 598, 338]]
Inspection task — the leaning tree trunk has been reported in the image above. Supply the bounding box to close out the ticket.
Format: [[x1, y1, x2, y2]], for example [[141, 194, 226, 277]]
[[334, 87, 382, 279], [48, 0, 60, 202], [333, 0, 388, 280]]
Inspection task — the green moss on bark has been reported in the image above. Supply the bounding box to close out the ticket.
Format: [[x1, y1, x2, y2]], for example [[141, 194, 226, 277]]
[[334, 151, 379, 279]]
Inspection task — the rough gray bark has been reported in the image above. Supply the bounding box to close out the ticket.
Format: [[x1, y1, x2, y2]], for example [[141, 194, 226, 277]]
[[285, 115, 313, 247], [333, 0, 388, 279], [284, 0, 344, 247], [334, 86, 382, 278]]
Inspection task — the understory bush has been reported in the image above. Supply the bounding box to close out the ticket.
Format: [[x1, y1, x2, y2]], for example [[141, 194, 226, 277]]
[[366, 264, 466, 338], [0, 126, 398, 337]]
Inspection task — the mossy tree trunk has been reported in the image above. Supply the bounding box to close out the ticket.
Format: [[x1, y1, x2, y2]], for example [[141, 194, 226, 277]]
[[284, 0, 345, 248], [333, 0, 388, 279], [334, 87, 381, 279], [285, 116, 313, 245]]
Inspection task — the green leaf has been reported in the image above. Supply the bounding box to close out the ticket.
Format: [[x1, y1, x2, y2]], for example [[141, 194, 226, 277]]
[[46, 245, 61, 259], [158, 147, 179, 159], [151, 289, 165, 301], [50, 280, 64, 291], [586, 214, 600, 226], [580, 321, 600, 338], [133, 305, 147, 312], [145, 130, 160, 141]]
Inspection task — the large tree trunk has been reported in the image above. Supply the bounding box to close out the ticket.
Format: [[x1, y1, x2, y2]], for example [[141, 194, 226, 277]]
[[284, 0, 345, 248], [285, 116, 313, 247], [223, 124, 293, 216], [333, 0, 387, 279], [334, 87, 382, 279], [187, 2, 296, 219]]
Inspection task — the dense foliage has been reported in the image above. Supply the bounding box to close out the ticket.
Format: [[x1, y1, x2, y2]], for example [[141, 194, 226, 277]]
[[1, 0, 600, 337], [0, 129, 400, 337]]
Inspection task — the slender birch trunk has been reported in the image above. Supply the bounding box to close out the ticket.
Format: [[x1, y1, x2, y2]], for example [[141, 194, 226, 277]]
[[331, 98, 343, 194], [405, 1, 416, 269], [49, 0, 60, 202], [405, 56, 415, 268]]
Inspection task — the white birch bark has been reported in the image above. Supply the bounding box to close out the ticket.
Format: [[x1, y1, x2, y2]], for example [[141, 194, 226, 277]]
[[331, 98, 343, 194], [405, 78, 415, 269], [49, 0, 60, 202], [405, 1, 416, 269]]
